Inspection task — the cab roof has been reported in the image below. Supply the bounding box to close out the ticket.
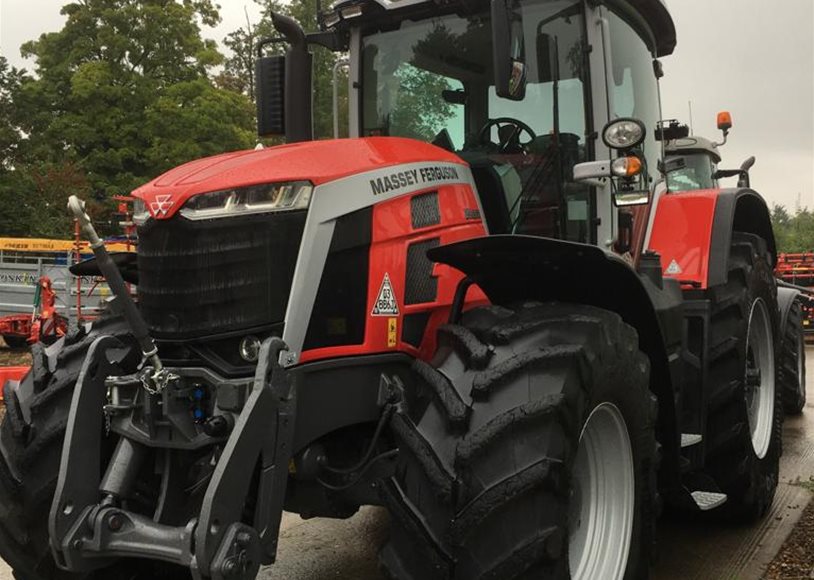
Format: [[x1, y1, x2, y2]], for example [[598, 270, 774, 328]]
[[628, 0, 677, 57], [665, 136, 722, 163], [345, 0, 677, 57]]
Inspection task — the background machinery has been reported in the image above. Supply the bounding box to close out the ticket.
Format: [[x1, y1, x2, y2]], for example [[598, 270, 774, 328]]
[[0, 0, 796, 579], [660, 115, 807, 415]]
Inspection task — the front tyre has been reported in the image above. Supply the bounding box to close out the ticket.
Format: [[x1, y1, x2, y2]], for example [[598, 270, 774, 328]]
[[0, 318, 189, 580], [380, 303, 658, 580]]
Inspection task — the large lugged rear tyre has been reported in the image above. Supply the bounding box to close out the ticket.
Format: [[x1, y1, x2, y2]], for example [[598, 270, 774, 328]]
[[701, 232, 782, 521], [780, 298, 806, 415], [380, 303, 658, 580], [0, 317, 187, 580]]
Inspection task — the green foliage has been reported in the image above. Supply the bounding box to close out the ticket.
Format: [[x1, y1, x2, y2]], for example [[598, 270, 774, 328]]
[[145, 79, 255, 175], [0, 57, 26, 169], [1, 0, 256, 237], [771, 204, 814, 254], [0, 162, 94, 238], [388, 66, 455, 142], [224, 0, 349, 140]]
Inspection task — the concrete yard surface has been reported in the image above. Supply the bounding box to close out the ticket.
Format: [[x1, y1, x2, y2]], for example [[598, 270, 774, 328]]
[[1, 348, 813, 579]]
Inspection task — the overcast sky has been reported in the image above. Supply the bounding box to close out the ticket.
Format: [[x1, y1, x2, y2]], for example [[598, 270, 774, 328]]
[[0, 0, 812, 210]]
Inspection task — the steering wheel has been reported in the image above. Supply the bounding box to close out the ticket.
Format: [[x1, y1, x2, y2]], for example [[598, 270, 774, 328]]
[[478, 117, 537, 153]]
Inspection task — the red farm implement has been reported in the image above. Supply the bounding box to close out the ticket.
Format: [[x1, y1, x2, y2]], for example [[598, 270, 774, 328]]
[[0, 276, 67, 348], [776, 252, 814, 334]]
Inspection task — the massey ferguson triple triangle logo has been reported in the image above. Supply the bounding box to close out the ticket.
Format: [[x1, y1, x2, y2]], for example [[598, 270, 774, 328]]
[[150, 195, 175, 217]]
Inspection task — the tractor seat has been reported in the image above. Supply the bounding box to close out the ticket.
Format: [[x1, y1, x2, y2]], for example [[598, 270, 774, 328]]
[[463, 156, 513, 234]]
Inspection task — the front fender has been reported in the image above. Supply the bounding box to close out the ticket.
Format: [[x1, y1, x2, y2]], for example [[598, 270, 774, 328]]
[[428, 234, 683, 480], [648, 188, 777, 289]]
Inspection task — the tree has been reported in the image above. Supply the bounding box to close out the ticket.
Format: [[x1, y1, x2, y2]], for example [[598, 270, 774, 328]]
[[0, 161, 96, 238], [145, 79, 255, 175], [0, 57, 26, 170], [388, 66, 455, 142], [771, 204, 814, 254], [13, 0, 254, 202], [224, 0, 349, 140]]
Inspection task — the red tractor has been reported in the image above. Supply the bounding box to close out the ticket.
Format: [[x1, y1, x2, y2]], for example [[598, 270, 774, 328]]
[[0, 1, 793, 579], [660, 116, 807, 415]]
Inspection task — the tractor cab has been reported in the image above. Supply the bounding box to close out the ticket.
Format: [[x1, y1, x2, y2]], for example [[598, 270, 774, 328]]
[[659, 112, 756, 192], [665, 132, 722, 191], [262, 0, 676, 251]]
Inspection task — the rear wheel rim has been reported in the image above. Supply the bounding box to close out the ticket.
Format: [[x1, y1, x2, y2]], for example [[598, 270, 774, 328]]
[[745, 298, 775, 458], [568, 402, 634, 580]]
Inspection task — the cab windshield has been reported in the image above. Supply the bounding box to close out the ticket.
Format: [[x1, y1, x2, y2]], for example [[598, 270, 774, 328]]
[[666, 153, 716, 191], [361, 0, 593, 242]]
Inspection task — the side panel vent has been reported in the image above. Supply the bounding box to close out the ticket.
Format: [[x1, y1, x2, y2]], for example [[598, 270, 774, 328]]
[[405, 238, 440, 305], [411, 192, 441, 229]]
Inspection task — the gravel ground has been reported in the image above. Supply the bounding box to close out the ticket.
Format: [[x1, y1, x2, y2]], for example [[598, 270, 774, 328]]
[[764, 486, 814, 579], [0, 343, 31, 366]]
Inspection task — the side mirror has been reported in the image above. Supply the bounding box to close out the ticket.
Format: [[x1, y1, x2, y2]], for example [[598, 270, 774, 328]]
[[737, 156, 755, 188], [614, 190, 650, 207], [713, 156, 755, 188], [256, 55, 286, 137], [492, 0, 527, 101]]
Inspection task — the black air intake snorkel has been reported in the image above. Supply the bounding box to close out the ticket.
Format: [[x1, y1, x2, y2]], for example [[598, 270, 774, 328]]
[[256, 13, 313, 143]]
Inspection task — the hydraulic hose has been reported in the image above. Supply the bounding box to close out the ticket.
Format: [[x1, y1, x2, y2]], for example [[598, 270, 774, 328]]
[[67, 196, 163, 375]]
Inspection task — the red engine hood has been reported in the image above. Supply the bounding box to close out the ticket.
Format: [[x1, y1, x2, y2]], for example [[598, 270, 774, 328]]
[[132, 137, 466, 220]]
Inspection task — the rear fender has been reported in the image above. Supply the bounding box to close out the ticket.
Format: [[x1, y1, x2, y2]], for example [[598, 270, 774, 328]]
[[648, 188, 777, 288], [428, 235, 683, 479]]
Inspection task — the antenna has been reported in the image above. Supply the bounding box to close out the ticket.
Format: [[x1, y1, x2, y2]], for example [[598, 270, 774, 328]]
[[245, 5, 255, 100], [688, 100, 694, 133]]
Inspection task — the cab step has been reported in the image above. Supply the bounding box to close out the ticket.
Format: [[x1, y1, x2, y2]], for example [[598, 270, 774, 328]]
[[690, 490, 728, 511], [681, 433, 703, 448]]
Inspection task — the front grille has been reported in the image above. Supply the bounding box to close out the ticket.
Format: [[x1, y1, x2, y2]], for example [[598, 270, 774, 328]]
[[137, 211, 306, 339]]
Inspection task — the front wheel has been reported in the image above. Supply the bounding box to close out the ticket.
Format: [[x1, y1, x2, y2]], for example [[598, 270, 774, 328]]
[[0, 318, 190, 579], [380, 303, 659, 580]]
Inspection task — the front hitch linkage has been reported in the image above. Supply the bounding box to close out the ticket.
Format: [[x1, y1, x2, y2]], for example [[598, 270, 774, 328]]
[[51, 199, 298, 579]]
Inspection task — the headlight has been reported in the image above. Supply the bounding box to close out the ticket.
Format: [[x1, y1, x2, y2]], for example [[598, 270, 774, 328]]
[[603, 118, 646, 150], [133, 198, 150, 225], [180, 181, 313, 221]]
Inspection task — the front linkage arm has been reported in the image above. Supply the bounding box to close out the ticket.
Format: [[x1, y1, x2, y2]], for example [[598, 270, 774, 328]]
[[50, 199, 298, 579], [49, 335, 296, 579]]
